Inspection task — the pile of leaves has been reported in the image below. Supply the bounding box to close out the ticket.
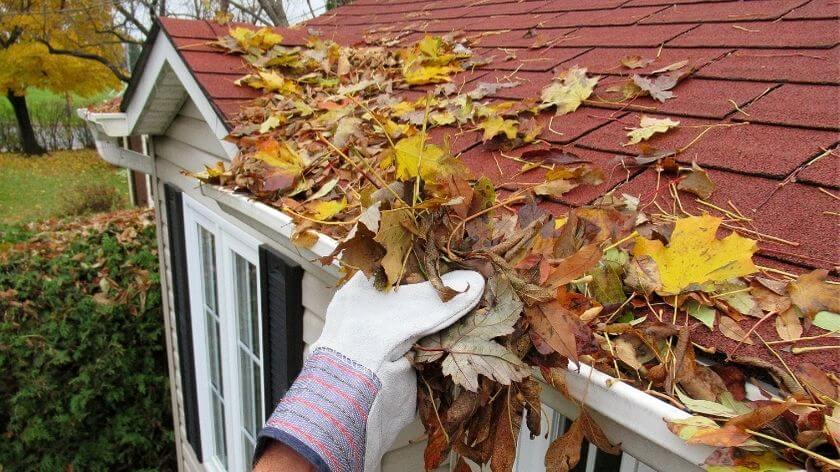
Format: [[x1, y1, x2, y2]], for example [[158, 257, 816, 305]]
[[196, 28, 840, 471], [0, 209, 174, 471]]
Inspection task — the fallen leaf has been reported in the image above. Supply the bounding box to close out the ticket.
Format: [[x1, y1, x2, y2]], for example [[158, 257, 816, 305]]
[[545, 415, 584, 472], [491, 391, 522, 472], [374, 208, 413, 286], [632, 72, 681, 102], [632, 215, 758, 295], [578, 410, 620, 455], [469, 81, 521, 100], [424, 426, 448, 470], [479, 116, 519, 142], [813, 310, 840, 331], [719, 316, 754, 345], [677, 162, 715, 200], [328, 225, 385, 277], [625, 115, 680, 145], [685, 299, 716, 330], [439, 337, 530, 392], [540, 66, 601, 115], [787, 269, 840, 317], [704, 450, 799, 472], [307, 198, 347, 221], [526, 301, 583, 363], [544, 244, 603, 287], [675, 388, 738, 417], [666, 415, 720, 441], [650, 59, 689, 74], [620, 55, 654, 69], [775, 307, 803, 341], [392, 134, 467, 183]]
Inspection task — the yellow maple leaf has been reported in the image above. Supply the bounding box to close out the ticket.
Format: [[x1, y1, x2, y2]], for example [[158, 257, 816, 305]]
[[237, 71, 301, 95], [539, 66, 600, 116], [229, 27, 284, 51], [253, 138, 304, 175], [478, 116, 519, 141], [625, 115, 680, 145], [632, 214, 758, 295], [392, 134, 466, 183], [308, 198, 347, 221], [402, 64, 461, 85]]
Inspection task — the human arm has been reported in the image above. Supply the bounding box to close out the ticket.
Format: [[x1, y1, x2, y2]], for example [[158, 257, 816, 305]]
[[253, 442, 314, 472]]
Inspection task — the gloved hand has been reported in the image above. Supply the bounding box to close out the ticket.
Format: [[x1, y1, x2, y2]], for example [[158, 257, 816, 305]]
[[255, 270, 485, 472]]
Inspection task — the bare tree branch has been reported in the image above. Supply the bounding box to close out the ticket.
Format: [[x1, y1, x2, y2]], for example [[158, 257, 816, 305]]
[[36, 38, 131, 82]]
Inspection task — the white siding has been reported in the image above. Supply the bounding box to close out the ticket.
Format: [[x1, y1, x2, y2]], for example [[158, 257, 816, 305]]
[[155, 98, 437, 472]]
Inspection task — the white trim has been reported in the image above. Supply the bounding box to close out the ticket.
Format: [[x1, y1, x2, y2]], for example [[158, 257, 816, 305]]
[[78, 29, 237, 160], [124, 33, 237, 159]]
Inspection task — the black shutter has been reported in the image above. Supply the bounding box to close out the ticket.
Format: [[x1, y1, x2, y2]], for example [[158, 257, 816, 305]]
[[259, 245, 304, 414], [164, 184, 202, 461]]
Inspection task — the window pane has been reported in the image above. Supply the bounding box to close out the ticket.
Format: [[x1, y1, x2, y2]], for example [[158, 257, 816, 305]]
[[198, 227, 217, 312], [235, 256, 251, 351], [240, 350, 255, 437], [242, 433, 255, 471], [253, 359, 263, 429], [212, 394, 227, 469], [249, 263, 259, 352], [207, 311, 223, 391]]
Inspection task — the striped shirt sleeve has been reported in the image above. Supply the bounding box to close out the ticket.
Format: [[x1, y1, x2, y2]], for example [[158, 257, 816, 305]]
[[253, 347, 381, 472]]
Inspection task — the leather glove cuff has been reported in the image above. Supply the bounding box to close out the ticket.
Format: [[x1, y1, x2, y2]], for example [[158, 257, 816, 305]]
[[254, 347, 381, 472]]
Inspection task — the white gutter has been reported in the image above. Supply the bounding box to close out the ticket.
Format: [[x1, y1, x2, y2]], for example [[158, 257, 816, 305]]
[[201, 185, 716, 471], [77, 109, 154, 174]]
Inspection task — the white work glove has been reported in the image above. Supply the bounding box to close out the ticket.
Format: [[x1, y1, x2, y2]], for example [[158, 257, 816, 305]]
[[254, 270, 485, 472]]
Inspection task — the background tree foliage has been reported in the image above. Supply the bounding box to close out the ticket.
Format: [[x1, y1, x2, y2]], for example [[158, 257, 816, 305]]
[[0, 209, 175, 471], [0, 0, 123, 154]]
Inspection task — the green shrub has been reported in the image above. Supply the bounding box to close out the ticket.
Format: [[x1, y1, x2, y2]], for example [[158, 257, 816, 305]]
[[0, 209, 175, 472], [60, 183, 126, 216]]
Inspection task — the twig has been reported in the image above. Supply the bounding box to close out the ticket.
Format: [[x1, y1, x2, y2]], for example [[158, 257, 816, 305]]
[[766, 330, 839, 345], [791, 345, 840, 355], [745, 429, 840, 469], [818, 187, 840, 201], [676, 122, 748, 155]]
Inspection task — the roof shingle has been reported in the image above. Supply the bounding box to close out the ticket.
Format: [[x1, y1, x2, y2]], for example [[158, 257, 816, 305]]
[[155, 0, 839, 277]]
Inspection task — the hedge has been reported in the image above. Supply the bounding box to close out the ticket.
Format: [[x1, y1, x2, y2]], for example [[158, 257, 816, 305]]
[[0, 210, 176, 471]]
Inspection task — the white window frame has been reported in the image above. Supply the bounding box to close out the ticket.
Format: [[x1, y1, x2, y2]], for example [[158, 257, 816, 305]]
[[183, 194, 265, 472]]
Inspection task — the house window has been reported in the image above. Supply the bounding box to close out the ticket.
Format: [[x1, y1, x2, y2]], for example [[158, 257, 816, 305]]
[[184, 196, 264, 472]]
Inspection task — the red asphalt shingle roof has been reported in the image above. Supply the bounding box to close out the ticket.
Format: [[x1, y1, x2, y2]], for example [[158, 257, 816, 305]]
[[156, 0, 839, 284]]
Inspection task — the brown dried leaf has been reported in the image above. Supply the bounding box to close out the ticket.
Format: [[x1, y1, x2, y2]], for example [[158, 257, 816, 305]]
[[619, 55, 654, 69], [543, 244, 603, 287], [545, 415, 584, 472], [677, 162, 715, 200], [579, 410, 620, 455], [718, 316, 754, 345], [491, 390, 522, 472], [775, 307, 803, 341], [521, 378, 542, 439], [526, 301, 582, 363], [787, 269, 840, 317]]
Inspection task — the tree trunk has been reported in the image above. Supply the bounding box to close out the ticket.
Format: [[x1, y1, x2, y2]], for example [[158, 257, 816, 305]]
[[6, 91, 45, 155]]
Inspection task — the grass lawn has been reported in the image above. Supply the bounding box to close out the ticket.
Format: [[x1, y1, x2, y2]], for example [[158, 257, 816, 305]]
[[0, 149, 129, 225]]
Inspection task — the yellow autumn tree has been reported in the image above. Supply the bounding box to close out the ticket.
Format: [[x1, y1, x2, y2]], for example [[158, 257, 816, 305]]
[[0, 0, 124, 154]]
